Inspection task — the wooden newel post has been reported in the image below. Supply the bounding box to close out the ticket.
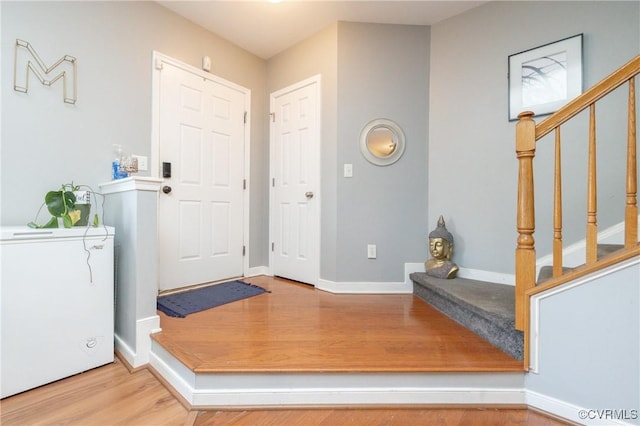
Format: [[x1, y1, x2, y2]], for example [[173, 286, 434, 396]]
[[515, 111, 537, 331]]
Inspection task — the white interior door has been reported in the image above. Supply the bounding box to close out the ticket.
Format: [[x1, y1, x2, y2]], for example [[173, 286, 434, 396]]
[[156, 59, 249, 291], [270, 76, 321, 285]]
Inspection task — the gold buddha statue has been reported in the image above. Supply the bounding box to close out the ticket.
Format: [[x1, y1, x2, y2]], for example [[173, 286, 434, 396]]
[[425, 215, 459, 279]]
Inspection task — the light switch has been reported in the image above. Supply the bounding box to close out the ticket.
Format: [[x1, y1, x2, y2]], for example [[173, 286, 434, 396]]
[[344, 163, 353, 178], [132, 155, 148, 171]]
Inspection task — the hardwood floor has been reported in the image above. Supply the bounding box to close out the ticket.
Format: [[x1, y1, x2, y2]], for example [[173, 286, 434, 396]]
[[152, 275, 524, 373], [0, 358, 189, 426], [193, 407, 572, 425], [1, 276, 572, 425], [0, 358, 570, 425]]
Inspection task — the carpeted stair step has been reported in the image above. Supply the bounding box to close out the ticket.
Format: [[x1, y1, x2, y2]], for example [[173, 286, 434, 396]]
[[537, 265, 574, 284], [410, 272, 523, 360], [597, 243, 625, 258], [537, 243, 624, 284]]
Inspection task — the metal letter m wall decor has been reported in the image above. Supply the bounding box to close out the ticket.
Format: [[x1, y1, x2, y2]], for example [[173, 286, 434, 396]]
[[13, 39, 77, 104]]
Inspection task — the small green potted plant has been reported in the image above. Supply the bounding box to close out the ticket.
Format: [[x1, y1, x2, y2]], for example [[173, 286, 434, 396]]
[[28, 183, 100, 229]]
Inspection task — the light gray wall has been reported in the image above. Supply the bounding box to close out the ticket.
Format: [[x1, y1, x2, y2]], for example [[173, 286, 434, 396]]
[[429, 1, 640, 274], [4, 1, 636, 283], [336, 22, 429, 282], [266, 24, 340, 281], [0, 1, 269, 268], [526, 260, 639, 423], [267, 22, 429, 283]]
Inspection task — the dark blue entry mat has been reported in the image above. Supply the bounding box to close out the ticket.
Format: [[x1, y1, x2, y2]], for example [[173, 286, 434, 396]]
[[157, 280, 269, 318]]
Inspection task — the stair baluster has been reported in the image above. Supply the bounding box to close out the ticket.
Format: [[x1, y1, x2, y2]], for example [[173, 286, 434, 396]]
[[626, 77, 638, 248], [553, 128, 563, 277], [514, 55, 640, 338], [586, 104, 598, 264]]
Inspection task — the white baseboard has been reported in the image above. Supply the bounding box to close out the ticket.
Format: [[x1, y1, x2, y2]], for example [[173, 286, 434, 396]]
[[271, 262, 517, 294], [457, 267, 515, 286], [149, 343, 196, 403], [190, 387, 526, 408], [526, 390, 635, 425], [246, 266, 270, 277], [316, 263, 423, 294], [316, 279, 411, 293], [115, 315, 161, 369], [136, 315, 161, 366], [114, 334, 137, 368]]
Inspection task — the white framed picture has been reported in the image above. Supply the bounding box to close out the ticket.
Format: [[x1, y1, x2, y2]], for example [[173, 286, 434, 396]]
[[508, 34, 583, 121]]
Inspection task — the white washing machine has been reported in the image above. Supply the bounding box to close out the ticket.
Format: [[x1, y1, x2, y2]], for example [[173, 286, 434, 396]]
[[1, 226, 115, 398]]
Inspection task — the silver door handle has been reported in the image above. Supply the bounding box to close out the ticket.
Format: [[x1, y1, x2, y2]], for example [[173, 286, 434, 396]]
[[305, 191, 314, 199]]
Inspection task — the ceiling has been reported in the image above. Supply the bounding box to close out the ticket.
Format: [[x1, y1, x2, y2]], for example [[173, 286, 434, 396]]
[[158, 1, 486, 59]]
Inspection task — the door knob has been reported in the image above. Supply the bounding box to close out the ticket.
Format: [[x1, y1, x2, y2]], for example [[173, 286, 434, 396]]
[[305, 191, 314, 199], [162, 186, 172, 194]]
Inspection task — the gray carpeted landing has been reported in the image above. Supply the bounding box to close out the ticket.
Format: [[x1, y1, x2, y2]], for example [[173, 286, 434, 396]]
[[410, 272, 523, 360]]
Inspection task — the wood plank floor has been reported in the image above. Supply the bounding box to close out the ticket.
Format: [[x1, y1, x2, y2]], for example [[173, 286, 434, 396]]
[[0, 358, 189, 426], [152, 275, 524, 373], [193, 406, 572, 425], [0, 359, 571, 425], [1, 275, 572, 425]]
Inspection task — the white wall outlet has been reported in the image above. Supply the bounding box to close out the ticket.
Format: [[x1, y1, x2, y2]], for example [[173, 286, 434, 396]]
[[367, 244, 377, 259], [132, 155, 148, 171], [344, 163, 353, 178]]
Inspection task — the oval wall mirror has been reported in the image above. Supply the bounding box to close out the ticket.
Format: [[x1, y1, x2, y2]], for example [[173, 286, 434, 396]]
[[359, 118, 405, 166]]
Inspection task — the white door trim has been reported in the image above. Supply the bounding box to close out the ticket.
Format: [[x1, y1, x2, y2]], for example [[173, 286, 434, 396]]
[[269, 74, 321, 285], [151, 51, 251, 279]]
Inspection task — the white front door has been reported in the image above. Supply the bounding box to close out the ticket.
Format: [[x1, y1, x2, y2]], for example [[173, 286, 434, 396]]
[[156, 57, 249, 291], [270, 76, 321, 285]]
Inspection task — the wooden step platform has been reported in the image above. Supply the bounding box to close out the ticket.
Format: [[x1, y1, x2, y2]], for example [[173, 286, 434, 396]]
[[150, 275, 525, 407]]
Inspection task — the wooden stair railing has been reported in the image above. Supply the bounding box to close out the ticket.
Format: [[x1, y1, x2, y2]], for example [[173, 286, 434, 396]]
[[515, 55, 640, 332]]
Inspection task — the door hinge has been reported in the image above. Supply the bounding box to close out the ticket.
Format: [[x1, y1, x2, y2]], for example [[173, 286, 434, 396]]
[[270, 112, 275, 123], [155, 58, 163, 71], [244, 111, 247, 124], [272, 178, 275, 187], [271, 242, 275, 252], [243, 179, 247, 190], [243, 245, 246, 256]]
